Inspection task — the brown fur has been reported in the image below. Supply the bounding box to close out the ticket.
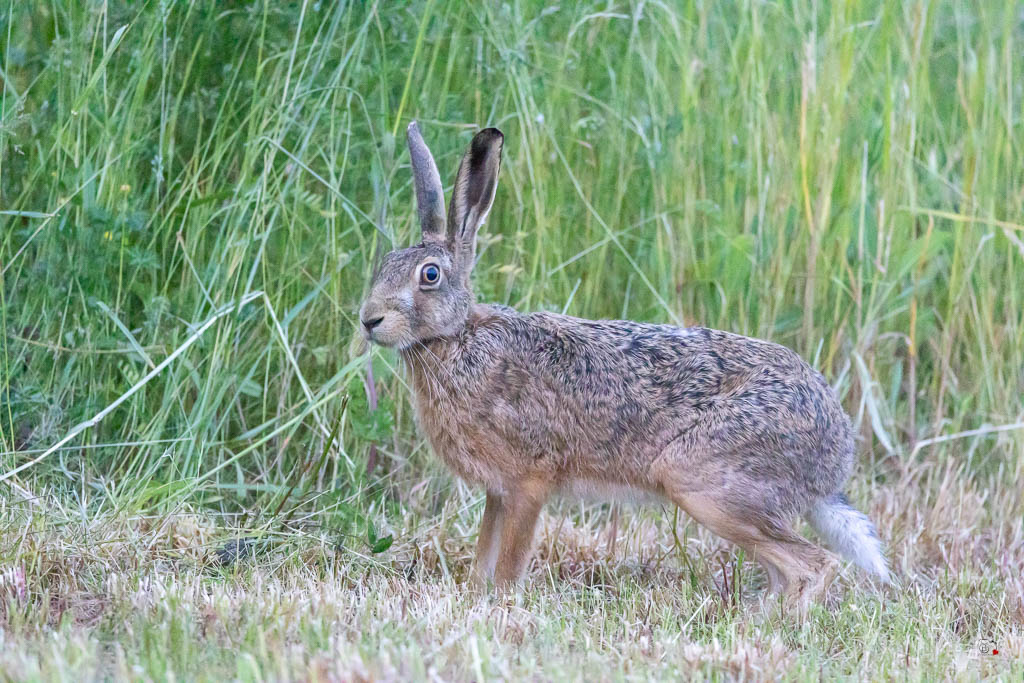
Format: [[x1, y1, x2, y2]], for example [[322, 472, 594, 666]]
[[359, 123, 888, 606]]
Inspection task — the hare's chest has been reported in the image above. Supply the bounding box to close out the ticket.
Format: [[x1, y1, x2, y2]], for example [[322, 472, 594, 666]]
[[410, 390, 513, 490]]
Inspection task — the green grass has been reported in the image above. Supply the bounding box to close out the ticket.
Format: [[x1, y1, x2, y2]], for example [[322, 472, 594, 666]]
[[1, 0, 1022, 679]]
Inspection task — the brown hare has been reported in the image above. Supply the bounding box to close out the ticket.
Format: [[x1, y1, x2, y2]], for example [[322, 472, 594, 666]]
[[359, 122, 890, 605]]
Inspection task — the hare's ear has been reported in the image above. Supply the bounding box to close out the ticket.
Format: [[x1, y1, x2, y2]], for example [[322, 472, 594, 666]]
[[447, 127, 503, 274], [406, 121, 446, 244]]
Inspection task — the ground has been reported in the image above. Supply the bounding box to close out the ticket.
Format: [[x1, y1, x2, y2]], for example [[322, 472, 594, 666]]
[[2, 459, 1022, 680]]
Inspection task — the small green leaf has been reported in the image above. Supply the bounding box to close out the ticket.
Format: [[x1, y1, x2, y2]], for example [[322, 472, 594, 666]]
[[370, 535, 393, 554]]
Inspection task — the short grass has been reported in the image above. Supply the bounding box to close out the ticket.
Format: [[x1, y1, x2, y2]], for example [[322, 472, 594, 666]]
[[1, 0, 1023, 680]]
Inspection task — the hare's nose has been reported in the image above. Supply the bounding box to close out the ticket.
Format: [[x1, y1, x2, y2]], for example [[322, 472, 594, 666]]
[[361, 315, 384, 332]]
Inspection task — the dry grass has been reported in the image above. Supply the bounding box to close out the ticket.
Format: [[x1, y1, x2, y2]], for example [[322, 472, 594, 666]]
[[2, 455, 1022, 681]]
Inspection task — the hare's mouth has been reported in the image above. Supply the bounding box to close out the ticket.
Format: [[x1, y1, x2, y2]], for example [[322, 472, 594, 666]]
[[363, 329, 395, 347], [359, 313, 395, 346], [359, 318, 415, 350]]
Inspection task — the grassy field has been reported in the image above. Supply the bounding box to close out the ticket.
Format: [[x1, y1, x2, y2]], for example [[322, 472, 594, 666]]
[[1, 0, 1023, 679]]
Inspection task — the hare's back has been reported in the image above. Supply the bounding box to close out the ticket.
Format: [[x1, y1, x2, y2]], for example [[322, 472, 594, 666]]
[[532, 311, 845, 445], [516, 311, 816, 389], [470, 307, 834, 422]]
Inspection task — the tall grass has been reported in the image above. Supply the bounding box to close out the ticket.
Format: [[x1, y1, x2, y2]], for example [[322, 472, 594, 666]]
[[4, 0, 1021, 517], [1, 1, 1023, 677]]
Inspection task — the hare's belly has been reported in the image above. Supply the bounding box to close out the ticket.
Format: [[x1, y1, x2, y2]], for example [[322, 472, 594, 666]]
[[559, 478, 664, 504]]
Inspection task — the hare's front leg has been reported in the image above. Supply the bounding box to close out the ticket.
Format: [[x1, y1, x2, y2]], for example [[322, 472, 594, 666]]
[[471, 491, 504, 586], [493, 477, 552, 589]]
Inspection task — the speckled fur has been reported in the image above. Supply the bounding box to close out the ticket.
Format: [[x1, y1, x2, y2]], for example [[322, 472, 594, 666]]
[[359, 123, 889, 604], [404, 312, 851, 502]]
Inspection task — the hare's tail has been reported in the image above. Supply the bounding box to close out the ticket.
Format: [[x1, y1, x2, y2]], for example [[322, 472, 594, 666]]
[[805, 493, 890, 583]]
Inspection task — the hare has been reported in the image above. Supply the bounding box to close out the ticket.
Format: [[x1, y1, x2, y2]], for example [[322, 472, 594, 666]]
[[359, 122, 890, 605]]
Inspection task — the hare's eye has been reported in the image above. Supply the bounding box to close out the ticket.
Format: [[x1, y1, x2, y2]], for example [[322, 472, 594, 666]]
[[420, 263, 441, 286]]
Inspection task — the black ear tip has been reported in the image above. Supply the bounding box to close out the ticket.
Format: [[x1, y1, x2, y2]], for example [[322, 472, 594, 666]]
[[471, 127, 504, 155]]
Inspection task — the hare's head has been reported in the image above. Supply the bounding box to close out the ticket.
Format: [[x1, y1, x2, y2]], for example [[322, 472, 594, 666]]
[[359, 123, 503, 349]]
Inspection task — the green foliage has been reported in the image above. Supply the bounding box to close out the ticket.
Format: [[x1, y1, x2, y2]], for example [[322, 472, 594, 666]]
[[366, 521, 394, 555], [346, 374, 395, 446]]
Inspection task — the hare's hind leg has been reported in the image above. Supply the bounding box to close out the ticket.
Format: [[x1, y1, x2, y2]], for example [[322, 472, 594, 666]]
[[472, 491, 504, 586], [666, 488, 836, 605], [740, 514, 839, 605], [492, 476, 552, 589]]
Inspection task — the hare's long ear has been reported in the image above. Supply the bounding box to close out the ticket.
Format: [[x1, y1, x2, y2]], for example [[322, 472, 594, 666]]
[[406, 121, 446, 244], [447, 127, 503, 275]]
